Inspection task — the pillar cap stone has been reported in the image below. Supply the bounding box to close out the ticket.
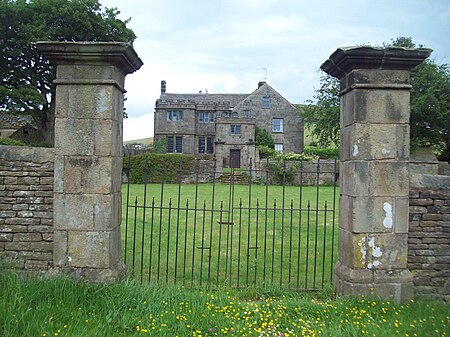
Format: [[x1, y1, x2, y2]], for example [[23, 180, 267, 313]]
[[321, 46, 432, 79], [36, 41, 143, 75]]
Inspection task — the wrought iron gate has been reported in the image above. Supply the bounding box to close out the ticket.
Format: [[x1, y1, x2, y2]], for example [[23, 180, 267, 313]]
[[122, 157, 338, 290]]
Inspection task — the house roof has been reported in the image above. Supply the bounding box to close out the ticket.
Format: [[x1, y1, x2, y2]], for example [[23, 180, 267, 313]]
[[159, 93, 249, 108], [0, 114, 36, 129]]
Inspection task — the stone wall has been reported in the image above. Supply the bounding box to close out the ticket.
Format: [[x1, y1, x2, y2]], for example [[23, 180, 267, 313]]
[[0, 145, 54, 271], [409, 174, 450, 301]]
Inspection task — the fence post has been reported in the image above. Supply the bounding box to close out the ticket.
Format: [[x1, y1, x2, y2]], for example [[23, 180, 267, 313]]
[[37, 42, 143, 281], [321, 47, 431, 302]]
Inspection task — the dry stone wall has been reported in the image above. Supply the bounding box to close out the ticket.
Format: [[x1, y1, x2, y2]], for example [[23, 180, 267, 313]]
[[408, 174, 450, 301], [0, 145, 54, 271]]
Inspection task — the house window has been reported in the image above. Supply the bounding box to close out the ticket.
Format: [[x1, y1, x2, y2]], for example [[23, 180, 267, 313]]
[[198, 136, 214, 154], [198, 111, 213, 123], [232, 111, 239, 118], [221, 111, 231, 118], [243, 109, 252, 118], [261, 96, 270, 108], [167, 136, 183, 153], [272, 118, 284, 133], [274, 143, 284, 153], [230, 125, 241, 135], [167, 110, 183, 121]]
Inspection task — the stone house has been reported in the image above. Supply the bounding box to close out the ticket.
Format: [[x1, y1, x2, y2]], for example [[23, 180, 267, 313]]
[[0, 113, 45, 144], [154, 81, 303, 169]]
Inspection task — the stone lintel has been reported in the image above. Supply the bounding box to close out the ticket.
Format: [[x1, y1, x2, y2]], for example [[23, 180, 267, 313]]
[[36, 41, 143, 76], [321, 46, 432, 80]]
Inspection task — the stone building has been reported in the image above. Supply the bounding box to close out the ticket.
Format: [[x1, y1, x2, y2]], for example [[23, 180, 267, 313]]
[[154, 81, 303, 169]]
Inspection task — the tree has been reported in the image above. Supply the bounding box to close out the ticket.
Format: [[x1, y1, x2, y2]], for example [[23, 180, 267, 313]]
[[0, 0, 136, 143], [302, 75, 340, 147], [304, 37, 450, 160], [255, 127, 275, 148]]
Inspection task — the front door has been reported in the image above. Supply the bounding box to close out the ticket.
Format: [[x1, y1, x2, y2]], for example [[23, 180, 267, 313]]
[[230, 149, 241, 168]]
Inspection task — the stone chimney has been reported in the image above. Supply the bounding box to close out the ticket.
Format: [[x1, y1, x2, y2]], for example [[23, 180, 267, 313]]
[[161, 80, 166, 94], [258, 81, 266, 88]]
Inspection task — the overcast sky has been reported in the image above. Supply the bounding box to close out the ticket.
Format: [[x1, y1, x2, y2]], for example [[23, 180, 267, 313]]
[[99, 0, 450, 141]]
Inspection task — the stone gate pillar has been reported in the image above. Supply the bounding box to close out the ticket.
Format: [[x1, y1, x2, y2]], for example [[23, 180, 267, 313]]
[[37, 42, 143, 281], [321, 47, 431, 302]]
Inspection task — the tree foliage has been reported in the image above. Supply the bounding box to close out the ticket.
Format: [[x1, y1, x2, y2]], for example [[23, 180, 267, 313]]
[[0, 0, 136, 142], [302, 75, 340, 147], [304, 37, 450, 160], [255, 127, 275, 148]]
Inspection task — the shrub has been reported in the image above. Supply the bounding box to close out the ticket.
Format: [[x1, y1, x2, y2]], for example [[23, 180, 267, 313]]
[[0, 137, 26, 146], [255, 127, 275, 148], [265, 161, 296, 185], [303, 146, 339, 159], [258, 145, 277, 159], [282, 152, 313, 161], [123, 153, 196, 184]]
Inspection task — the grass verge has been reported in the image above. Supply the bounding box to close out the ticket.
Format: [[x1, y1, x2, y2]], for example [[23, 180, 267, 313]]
[[1, 271, 448, 337]]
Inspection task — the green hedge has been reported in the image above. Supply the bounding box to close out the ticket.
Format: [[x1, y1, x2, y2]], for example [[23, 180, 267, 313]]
[[302, 146, 339, 160], [123, 153, 196, 184]]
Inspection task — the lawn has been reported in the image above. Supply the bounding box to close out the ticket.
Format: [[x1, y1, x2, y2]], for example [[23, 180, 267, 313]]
[[0, 272, 448, 337], [121, 182, 338, 290]]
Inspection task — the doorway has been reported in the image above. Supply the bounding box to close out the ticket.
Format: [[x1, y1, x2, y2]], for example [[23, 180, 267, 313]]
[[230, 149, 241, 168]]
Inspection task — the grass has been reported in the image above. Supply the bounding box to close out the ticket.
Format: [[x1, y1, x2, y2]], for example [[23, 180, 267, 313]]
[[1, 271, 449, 337], [121, 183, 339, 290]]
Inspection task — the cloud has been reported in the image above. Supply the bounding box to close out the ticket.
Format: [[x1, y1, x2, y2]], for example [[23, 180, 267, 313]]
[[123, 114, 154, 141], [100, 0, 449, 142]]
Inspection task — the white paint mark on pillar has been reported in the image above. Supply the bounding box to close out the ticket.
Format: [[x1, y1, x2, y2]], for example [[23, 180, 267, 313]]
[[383, 202, 393, 228], [381, 144, 391, 155], [352, 145, 359, 157], [367, 235, 383, 269], [358, 237, 367, 261]]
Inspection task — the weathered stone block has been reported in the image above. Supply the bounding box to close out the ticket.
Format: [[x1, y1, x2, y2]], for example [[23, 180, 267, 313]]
[[14, 233, 42, 242], [63, 156, 114, 194], [0, 233, 13, 242], [19, 250, 52, 261], [53, 230, 67, 267], [29, 241, 53, 252], [0, 224, 29, 231], [53, 156, 64, 193], [334, 261, 374, 283], [61, 85, 115, 120], [54, 193, 95, 230], [342, 196, 408, 233], [93, 193, 121, 230], [341, 161, 409, 197], [358, 233, 409, 270], [55, 118, 95, 155], [42, 233, 53, 241], [17, 176, 40, 185], [25, 260, 51, 269], [341, 123, 408, 161], [67, 231, 111, 268], [410, 198, 434, 206], [5, 242, 30, 250], [342, 89, 410, 125]]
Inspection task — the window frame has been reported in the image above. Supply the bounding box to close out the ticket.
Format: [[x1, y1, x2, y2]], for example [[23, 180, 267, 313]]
[[198, 136, 214, 154], [272, 118, 284, 133], [230, 125, 241, 135], [167, 135, 183, 153], [198, 111, 213, 123], [261, 96, 270, 108], [274, 143, 284, 153], [167, 110, 183, 121]]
